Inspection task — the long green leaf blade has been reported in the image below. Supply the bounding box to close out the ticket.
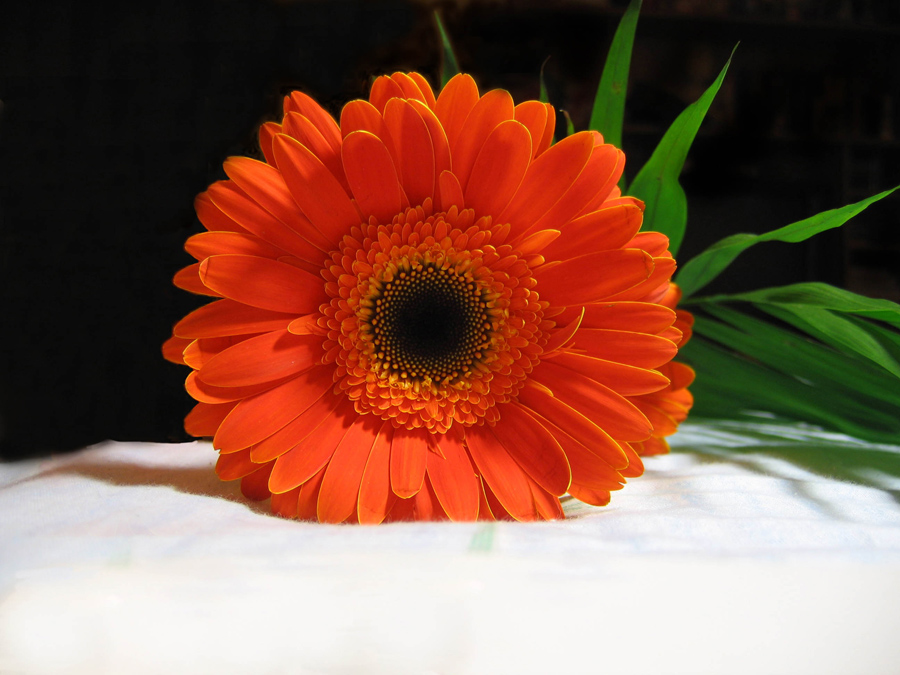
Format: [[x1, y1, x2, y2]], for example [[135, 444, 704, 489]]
[[757, 304, 900, 378], [434, 11, 460, 87], [589, 0, 642, 150], [677, 186, 899, 298], [698, 282, 900, 326], [627, 46, 736, 255]]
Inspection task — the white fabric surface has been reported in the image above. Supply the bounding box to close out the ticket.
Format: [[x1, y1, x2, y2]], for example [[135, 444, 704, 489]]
[[2, 421, 900, 674]]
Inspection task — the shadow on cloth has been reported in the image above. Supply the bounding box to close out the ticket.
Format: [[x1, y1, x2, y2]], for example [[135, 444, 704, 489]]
[[21, 457, 271, 515]]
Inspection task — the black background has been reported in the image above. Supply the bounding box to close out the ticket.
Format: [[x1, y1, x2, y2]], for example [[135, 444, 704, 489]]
[[2, 0, 899, 459]]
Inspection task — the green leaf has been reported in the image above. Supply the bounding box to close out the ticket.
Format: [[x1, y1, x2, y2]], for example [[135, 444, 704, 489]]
[[539, 57, 551, 104], [676, 186, 899, 298], [627, 45, 737, 255], [683, 308, 900, 444], [589, 0, 642, 151], [434, 10, 460, 87], [699, 282, 900, 326], [561, 110, 575, 137], [757, 304, 900, 378]]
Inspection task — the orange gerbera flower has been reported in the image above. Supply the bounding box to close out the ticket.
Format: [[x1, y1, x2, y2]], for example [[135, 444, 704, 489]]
[[163, 72, 694, 522]]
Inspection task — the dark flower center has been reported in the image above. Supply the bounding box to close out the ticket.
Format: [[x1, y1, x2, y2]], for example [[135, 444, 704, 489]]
[[371, 264, 491, 384]]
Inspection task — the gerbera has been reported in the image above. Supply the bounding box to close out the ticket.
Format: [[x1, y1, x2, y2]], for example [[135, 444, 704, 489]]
[[163, 72, 693, 522]]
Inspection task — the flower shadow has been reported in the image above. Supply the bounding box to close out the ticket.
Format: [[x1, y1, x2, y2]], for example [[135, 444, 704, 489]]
[[27, 457, 270, 515]]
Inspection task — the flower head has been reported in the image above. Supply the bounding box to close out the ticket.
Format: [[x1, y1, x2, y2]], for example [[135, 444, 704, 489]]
[[164, 72, 694, 522]]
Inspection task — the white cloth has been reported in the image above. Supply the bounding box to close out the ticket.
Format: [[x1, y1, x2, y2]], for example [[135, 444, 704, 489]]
[[2, 421, 900, 674]]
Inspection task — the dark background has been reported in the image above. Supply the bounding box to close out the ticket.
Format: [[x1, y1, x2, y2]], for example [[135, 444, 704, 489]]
[[2, 0, 899, 459]]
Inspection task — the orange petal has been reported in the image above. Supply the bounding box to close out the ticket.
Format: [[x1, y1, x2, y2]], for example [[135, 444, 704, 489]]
[[258, 121, 281, 166], [524, 142, 620, 238], [541, 418, 625, 492], [497, 131, 594, 239], [607, 257, 677, 302], [437, 170, 464, 212], [162, 335, 192, 365], [340, 99, 399, 165], [369, 75, 406, 113], [184, 401, 235, 437], [618, 441, 645, 478], [207, 180, 324, 263], [223, 157, 330, 251], [547, 352, 670, 396], [251, 389, 343, 463], [464, 424, 538, 522], [541, 203, 643, 262], [295, 466, 327, 521], [530, 481, 564, 520], [426, 432, 480, 522], [185, 370, 292, 405], [241, 462, 274, 501], [464, 119, 532, 217], [578, 301, 677, 333], [451, 89, 515, 191], [542, 307, 584, 355], [480, 480, 516, 521], [268, 397, 356, 494], [631, 399, 679, 437], [195, 192, 244, 234], [174, 263, 220, 297], [513, 101, 548, 159], [216, 447, 261, 481], [271, 486, 300, 518], [214, 366, 335, 453], [434, 73, 479, 151], [568, 484, 611, 507], [284, 90, 343, 151], [407, 99, 452, 195], [198, 330, 324, 387], [531, 360, 652, 441], [515, 229, 561, 256], [383, 98, 435, 206], [281, 112, 349, 192], [536, 103, 556, 156], [490, 403, 571, 496], [272, 133, 360, 247], [342, 130, 405, 224], [517, 384, 628, 469], [407, 72, 437, 108], [390, 426, 427, 499], [573, 328, 678, 369], [317, 416, 384, 523], [627, 231, 671, 257], [173, 299, 295, 339], [410, 476, 449, 521], [184, 335, 257, 370], [390, 72, 430, 105], [358, 421, 397, 525], [199, 254, 327, 314], [534, 249, 654, 306], [185, 231, 284, 261]]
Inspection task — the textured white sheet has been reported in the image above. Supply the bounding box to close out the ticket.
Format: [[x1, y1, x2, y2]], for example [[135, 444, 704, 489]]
[[2, 421, 900, 674]]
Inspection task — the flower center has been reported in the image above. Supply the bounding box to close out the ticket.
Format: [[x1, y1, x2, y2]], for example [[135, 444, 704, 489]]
[[321, 201, 548, 433], [368, 262, 495, 385]]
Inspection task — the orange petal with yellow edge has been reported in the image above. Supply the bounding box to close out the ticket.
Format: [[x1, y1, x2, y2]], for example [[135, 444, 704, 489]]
[[214, 366, 335, 454], [390, 426, 428, 499], [199, 254, 327, 314], [358, 422, 397, 525], [534, 249, 653, 306], [434, 74, 479, 150], [317, 416, 384, 523], [268, 397, 356, 494], [342, 130, 406, 224], [426, 431, 480, 521], [464, 119, 532, 218]]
